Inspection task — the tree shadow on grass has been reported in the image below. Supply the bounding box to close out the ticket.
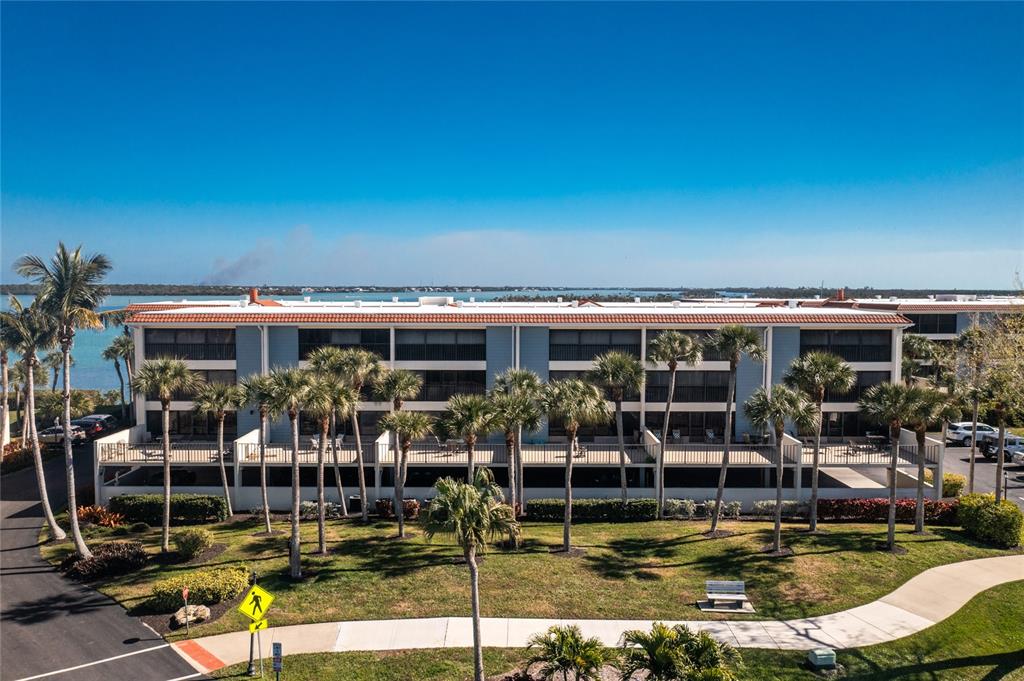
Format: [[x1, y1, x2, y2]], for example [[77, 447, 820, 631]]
[[321, 533, 462, 579], [842, 647, 1024, 680]]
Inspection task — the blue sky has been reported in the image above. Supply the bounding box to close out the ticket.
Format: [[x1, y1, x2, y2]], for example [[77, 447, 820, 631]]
[[2, 2, 1022, 288]]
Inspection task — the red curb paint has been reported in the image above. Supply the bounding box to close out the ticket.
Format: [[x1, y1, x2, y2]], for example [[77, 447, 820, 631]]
[[175, 639, 226, 672]]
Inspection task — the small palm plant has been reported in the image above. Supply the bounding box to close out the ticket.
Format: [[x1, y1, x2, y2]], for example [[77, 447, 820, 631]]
[[860, 382, 925, 551], [743, 386, 818, 553], [587, 351, 645, 507], [239, 374, 278, 533], [438, 393, 499, 482], [527, 624, 610, 681], [705, 325, 766, 535], [133, 359, 204, 552], [378, 410, 433, 538], [422, 469, 519, 681], [491, 368, 544, 513], [335, 348, 382, 522], [268, 368, 311, 578], [782, 351, 855, 532], [373, 367, 424, 411], [618, 622, 741, 681], [646, 331, 702, 518], [193, 381, 243, 517], [539, 379, 609, 552]]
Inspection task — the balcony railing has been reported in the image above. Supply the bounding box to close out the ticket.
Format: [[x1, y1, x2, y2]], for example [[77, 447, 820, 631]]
[[378, 442, 659, 466], [98, 442, 230, 464], [144, 343, 236, 361], [417, 382, 487, 402], [800, 345, 891, 363], [237, 442, 376, 465], [299, 343, 390, 361], [645, 385, 729, 402], [395, 345, 486, 361], [811, 442, 940, 466], [550, 344, 642, 361]]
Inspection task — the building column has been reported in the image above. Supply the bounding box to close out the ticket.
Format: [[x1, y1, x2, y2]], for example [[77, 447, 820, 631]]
[[891, 328, 903, 384], [639, 327, 647, 433], [132, 326, 146, 427]]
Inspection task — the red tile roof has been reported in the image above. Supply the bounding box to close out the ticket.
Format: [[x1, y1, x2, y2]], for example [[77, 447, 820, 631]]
[[126, 311, 909, 325]]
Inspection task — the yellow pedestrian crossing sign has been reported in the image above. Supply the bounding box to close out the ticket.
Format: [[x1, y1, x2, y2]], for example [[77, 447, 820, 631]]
[[249, 618, 269, 633], [238, 584, 274, 622]]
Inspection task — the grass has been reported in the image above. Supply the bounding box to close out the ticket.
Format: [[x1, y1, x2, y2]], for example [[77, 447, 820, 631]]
[[210, 581, 1024, 681], [40, 515, 1016, 642]]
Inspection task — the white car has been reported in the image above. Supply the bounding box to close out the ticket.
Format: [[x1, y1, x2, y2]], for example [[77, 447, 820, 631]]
[[37, 425, 87, 446], [981, 436, 1024, 463], [946, 422, 998, 447]]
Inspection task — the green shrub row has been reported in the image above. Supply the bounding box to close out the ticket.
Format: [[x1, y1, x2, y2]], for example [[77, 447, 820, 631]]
[[61, 541, 148, 581], [957, 493, 1023, 549], [525, 498, 658, 522], [150, 566, 250, 612], [108, 494, 229, 525]]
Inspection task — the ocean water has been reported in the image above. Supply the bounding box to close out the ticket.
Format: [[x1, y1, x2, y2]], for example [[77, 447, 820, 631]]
[[3, 289, 679, 391]]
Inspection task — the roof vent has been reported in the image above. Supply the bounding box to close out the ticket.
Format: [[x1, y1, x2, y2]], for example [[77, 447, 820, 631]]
[[418, 296, 454, 306], [634, 297, 641, 303], [354, 300, 362, 308], [303, 296, 311, 303], [672, 300, 681, 308], [392, 296, 399, 303], [788, 300, 798, 308], [570, 300, 579, 308], [556, 297, 563, 303], [239, 296, 248, 307], [469, 297, 475, 303], [889, 297, 898, 302], [455, 300, 464, 307]]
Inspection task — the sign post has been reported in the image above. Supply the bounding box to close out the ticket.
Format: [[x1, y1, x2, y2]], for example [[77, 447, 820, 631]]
[[239, 581, 276, 677], [272, 642, 282, 681], [182, 587, 190, 638]]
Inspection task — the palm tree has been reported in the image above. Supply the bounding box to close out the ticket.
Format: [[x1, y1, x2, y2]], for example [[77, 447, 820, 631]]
[[267, 368, 311, 578], [491, 368, 544, 513], [0, 299, 66, 541], [133, 359, 203, 552], [422, 469, 519, 681], [526, 624, 609, 681], [902, 334, 935, 385], [860, 382, 924, 551], [488, 391, 542, 515], [743, 386, 818, 552], [539, 379, 609, 552], [619, 622, 741, 681], [101, 341, 128, 422], [378, 410, 433, 538], [239, 374, 278, 533], [304, 374, 339, 554], [782, 352, 855, 532], [956, 326, 987, 493], [42, 352, 65, 391], [305, 346, 360, 515], [193, 381, 242, 517], [373, 367, 423, 411], [705, 325, 766, 535], [438, 393, 499, 482], [104, 334, 135, 422], [646, 331, 703, 518], [16, 243, 111, 559], [906, 388, 962, 531], [334, 348, 382, 522], [1, 339, 9, 452], [35, 389, 96, 424], [587, 351, 646, 507]]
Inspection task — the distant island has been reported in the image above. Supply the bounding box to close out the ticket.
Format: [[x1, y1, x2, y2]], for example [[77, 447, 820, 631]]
[[2, 283, 1017, 299]]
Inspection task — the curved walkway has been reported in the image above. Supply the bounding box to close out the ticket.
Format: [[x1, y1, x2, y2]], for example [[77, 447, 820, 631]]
[[173, 554, 1024, 675]]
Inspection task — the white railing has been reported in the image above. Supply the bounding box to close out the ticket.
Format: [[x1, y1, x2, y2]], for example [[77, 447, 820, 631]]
[[98, 441, 229, 464]]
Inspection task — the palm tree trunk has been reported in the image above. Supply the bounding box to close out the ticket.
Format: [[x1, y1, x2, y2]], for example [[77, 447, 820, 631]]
[[809, 402, 823, 532], [161, 403, 172, 553], [563, 428, 575, 552], [995, 419, 1006, 503], [395, 443, 406, 538], [52, 368, 58, 392], [62, 339, 90, 558], [516, 425, 525, 514], [710, 367, 737, 534], [968, 397, 979, 494], [887, 425, 899, 551], [914, 429, 927, 533], [615, 399, 628, 509], [259, 412, 272, 533], [773, 426, 784, 552], [289, 413, 302, 579], [505, 430, 517, 515], [26, 358, 65, 540], [123, 353, 134, 426], [658, 362, 677, 519], [318, 421, 328, 554], [467, 439, 475, 482], [466, 545, 484, 681], [330, 411, 347, 516], [217, 414, 233, 516], [113, 358, 126, 422], [2, 351, 11, 451], [351, 409, 369, 523]]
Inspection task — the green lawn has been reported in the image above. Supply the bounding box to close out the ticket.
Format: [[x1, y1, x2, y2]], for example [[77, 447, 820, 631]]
[[210, 581, 1024, 681], [41, 515, 1015, 641]]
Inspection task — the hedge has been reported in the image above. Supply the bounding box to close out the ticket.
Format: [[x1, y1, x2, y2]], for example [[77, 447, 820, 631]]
[[958, 493, 1023, 548], [150, 566, 250, 612], [751, 500, 807, 519], [108, 494, 229, 525], [816, 498, 959, 525], [525, 498, 658, 522], [61, 541, 147, 581]]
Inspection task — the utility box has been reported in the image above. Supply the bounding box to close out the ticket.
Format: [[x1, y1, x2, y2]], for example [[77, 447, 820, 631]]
[[807, 648, 836, 669]]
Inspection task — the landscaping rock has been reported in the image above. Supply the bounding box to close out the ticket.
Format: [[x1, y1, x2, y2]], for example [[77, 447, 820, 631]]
[[172, 604, 210, 628]]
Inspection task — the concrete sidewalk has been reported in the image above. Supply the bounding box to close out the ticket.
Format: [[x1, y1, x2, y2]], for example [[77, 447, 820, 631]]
[[172, 554, 1024, 675]]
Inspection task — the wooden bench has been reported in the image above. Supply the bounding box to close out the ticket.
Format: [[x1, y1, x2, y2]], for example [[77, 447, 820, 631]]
[[705, 580, 747, 608]]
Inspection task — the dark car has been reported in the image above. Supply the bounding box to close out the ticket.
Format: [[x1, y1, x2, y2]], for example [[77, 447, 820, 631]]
[[72, 414, 119, 438]]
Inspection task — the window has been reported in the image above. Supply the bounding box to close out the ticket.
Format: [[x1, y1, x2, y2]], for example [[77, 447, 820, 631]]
[[549, 370, 639, 400], [415, 371, 487, 401], [144, 370, 236, 400], [395, 330, 485, 361], [549, 329, 641, 361], [144, 328, 236, 360], [145, 410, 237, 439], [799, 330, 892, 362], [298, 328, 390, 360], [645, 371, 729, 402], [646, 330, 727, 361], [644, 411, 732, 440], [823, 371, 890, 402], [904, 314, 957, 334]]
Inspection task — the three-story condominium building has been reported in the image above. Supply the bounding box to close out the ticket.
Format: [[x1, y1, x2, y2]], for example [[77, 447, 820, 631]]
[[96, 291, 951, 510]]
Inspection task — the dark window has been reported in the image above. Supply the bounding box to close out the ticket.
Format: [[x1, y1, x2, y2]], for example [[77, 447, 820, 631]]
[[549, 329, 641, 361], [799, 330, 892, 362], [646, 330, 727, 361], [145, 410, 236, 440], [415, 370, 487, 401], [645, 371, 730, 402], [645, 411, 732, 441], [145, 369, 236, 401], [819, 411, 872, 437], [298, 328, 390, 360], [824, 371, 890, 402], [144, 328, 236, 360], [395, 330, 485, 361], [903, 314, 957, 334], [548, 370, 640, 401]]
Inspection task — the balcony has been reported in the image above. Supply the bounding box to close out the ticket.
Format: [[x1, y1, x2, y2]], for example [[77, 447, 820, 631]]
[[418, 382, 487, 402], [144, 343, 236, 361], [645, 385, 729, 402], [800, 344, 891, 363], [98, 441, 231, 465], [299, 342, 390, 361], [395, 345, 486, 361], [550, 344, 642, 362]]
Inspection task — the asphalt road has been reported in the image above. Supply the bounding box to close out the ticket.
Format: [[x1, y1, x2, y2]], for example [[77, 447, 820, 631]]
[[0, 447, 202, 681], [942, 443, 1024, 511]]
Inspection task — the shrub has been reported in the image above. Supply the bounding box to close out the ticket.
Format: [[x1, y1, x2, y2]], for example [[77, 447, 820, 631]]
[[109, 494, 229, 525], [665, 499, 697, 520], [130, 521, 151, 533], [925, 471, 967, 498], [524, 498, 658, 522], [111, 526, 131, 536], [751, 500, 806, 519], [64, 541, 147, 581], [375, 498, 421, 519], [174, 528, 215, 559], [957, 493, 995, 529], [817, 498, 959, 525], [957, 493, 1022, 548], [77, 505, 125, 528], [150, 566, 250, 612], [299, 501, 345, 520], [704, 500, 741, 520]]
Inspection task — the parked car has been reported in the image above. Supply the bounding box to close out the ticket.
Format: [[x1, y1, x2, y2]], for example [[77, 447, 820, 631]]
[[72, 414, 119, 438], [37, 425, 87, 446], [946, 422, 998, 447], [981, 436, 1024, 463]]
